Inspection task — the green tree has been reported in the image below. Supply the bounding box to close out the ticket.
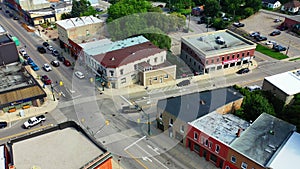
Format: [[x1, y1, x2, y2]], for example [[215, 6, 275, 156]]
[[203, 0, 221, 17], [223, 0, 245, 16], [71, 0, 96, 17], [244, 0, 262, 13], [243, 7, 254, 17]]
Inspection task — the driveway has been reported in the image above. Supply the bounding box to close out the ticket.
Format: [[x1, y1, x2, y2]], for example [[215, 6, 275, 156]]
[[240, 10, 300, 58]]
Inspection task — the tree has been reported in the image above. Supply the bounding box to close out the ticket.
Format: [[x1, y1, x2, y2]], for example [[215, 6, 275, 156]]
[[243, 7, 254, 18], [70, 0, 96, 17], [203, 0, 221, 18], [244, 0, 262, 13]]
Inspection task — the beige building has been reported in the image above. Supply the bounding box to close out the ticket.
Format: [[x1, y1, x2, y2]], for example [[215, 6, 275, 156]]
[[156, 87, 244, 146], [262, 69, 300, 104]]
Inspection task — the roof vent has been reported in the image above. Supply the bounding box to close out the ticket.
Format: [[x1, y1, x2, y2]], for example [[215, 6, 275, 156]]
[[132, 52, 135, 55], [111, 57, 115, 61], [215, 36, 225, 45], [200, 100, 206, 105]]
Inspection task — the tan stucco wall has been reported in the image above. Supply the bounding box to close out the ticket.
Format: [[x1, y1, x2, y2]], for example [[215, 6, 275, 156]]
[[143, 65, 176, 86], [262, 80, 293, 104]]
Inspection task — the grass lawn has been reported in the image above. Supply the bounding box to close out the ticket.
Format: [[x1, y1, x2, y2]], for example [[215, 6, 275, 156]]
[[289, 57, 300, 61], [255, 44, 288, 60]]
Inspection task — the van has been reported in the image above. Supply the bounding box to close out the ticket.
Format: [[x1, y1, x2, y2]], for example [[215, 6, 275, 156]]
[[0, 121, 8, 129]]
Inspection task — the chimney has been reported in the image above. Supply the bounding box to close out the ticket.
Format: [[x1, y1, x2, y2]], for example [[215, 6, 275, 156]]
[[236, 128, 242, 137]]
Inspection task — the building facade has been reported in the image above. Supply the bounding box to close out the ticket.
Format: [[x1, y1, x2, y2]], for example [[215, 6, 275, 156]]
[[281, 0, 300, 14], [180, 30, 256, 74], [262, 0, 281, 9]]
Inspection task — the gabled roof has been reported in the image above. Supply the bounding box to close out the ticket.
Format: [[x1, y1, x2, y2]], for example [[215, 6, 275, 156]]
[[56, 16, 104, 29], [230, 113, 296, 167], [157, 87, 243, 122], [92, 41, 165, 68], [283, 0, 300, 8], [262, 0, 280, 4]]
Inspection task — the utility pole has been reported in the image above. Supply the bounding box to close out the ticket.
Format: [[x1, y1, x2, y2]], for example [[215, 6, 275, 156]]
[[286, 40, 291, 55], [135, 103, 151, 135], [51, 84, 55, 101]]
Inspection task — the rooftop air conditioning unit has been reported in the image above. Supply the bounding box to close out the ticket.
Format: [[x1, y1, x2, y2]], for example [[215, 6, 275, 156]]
[[215, 36, 225, 45]]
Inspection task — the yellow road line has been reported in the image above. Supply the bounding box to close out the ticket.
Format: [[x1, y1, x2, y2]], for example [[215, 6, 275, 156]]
[[124, 150, 148, 169], [0, 124, 53, 141]]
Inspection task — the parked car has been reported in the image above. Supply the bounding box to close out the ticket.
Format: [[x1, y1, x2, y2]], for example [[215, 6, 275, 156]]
[[246, 85, 262, 92], [255, 35, 267, 41], [5, 10, 9, 13], [9, 13, 13, 17], [43, 63, 52, 72], [177, 80, 190, 87], [47, 45, 54, 51], [250, 32, 260, 37], [19, 49, 27, 57], [64, 59, 71, 67], [0, 121, 8, 129], [42, 42, 49, 47], [236, 68, 250, 74], [51, 60, 60, 67], [270, 30, 281, 36], [265, 40, 277, 45], [233, 22, 245, 27], [37, 46, 46, 54], [23, 115, 46, 129], [13, 16, 19, 20], [273, 44, 287, 52], [122, 105, 142, 113], [58, 56, 65, 62], [41, 75, 52, 85], [74, 71, 85, 79], [52, 49, 60, 57], [274, 19, 281, 23]]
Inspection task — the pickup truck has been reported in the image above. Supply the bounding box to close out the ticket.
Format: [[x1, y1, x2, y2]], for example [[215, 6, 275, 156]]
[[122, 105, 142, 113], [23, 115, 46, 129]]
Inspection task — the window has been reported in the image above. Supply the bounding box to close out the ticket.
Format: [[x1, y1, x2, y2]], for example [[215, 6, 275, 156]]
[[206, 60, 208, 64], [227, 56, 230, 60], [159, 113, 162, 120], [109, 70, 114, 77], [241, 162, 248, 169], [247, 51, 250, 56], [180, 125, 184, 133], [208, 142, 212, 149], [215, 145, 220, 153], [232, 54, 235, 59], [194, 132, 198, 140], [169, 119, 173, 126], [164, 74, 169, 79], [131, 74, 136, 80], [134, 64, 138, 70], [237, 53, 240, 58], [205, 140, 208, 146], [242, 52, 245, 57], [154, 57, 158, 63], [186, 55, 187, 59], [147, 59, 150, 63], [194, 61, 196, 65], [211, 59, 214, 64], [222, 56, 224, 61], [120, 69, 124, 75], [121, 78, 126, 84], [201, 137, 205, 144], [189, 58, 192, 62], [216, 58, 219, 62], [153, 77, 158, 80], [225, 166, 231, 169], [231, 156, 236, 163]]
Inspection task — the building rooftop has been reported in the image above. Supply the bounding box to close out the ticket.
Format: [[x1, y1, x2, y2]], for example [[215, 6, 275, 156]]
[[264, 69, 300, 95], [0, 145, 5, 169], [0, 25, 7, 35], [230, 113, 296, 167], [56, 16, 104, 29], [12, 126, 108, 169], [80, 36, 149, 56], [157, 87, 243, 122], [92, 41, 165, 68], [286, 15, 300, 22], [0, 34, 13, 44], [267, 132, 300, 169], [181, 29, 256, 58], [189, 111, 249, 145]]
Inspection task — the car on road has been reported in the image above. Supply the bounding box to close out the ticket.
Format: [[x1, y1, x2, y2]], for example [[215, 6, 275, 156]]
[[0, 121, 8, 129], [233, 22, 245, 27], [19, 49, 29, 59], [122, 105, 142, 113], [5, 10, 9, 13], [43, 63, 52, 72], [236, 68, 250, 74], [47, 45, 54, 51], [250, 32, 260, 37], [270, 30, 281, 36], [37, 46, 46, 54], [31, 63, 40, 71], [51, 60, 60, 67], [13, 16, 19, 20], [23, 115, 46, 129], [42, 42, 49, 47], [265, 40, 277, 45], [52, 49, 60, 57], [74, 71, 85, 79], [58, 56, 65, 62], [255, 35, 267, 41], [177, 80, 190, 87], [273, 44, 287, 52], [41, 75, 52, 85], [64, 59, 71, 67]]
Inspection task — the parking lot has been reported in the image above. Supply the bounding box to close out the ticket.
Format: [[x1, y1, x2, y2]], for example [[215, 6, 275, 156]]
[[240, 10, 300, 58]]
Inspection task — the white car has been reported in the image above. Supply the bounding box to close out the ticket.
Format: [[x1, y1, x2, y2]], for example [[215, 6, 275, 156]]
[[43, 63, 52, 72], [47, 45, 54, 51], [75, 71, 85, 79], [250, 32, 260, 37], [23, 115, 46, 129], [265, 40, 276, 45], [246, 85, 262, 92]]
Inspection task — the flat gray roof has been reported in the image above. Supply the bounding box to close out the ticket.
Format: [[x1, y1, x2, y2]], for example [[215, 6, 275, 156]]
[[265, 69, 300, 95], [230, 113, 296, 166], [189, 111, 249, 145], [267, 132, 300, 169], [181, 29, 256, 58], [13, 128, 104, 169]]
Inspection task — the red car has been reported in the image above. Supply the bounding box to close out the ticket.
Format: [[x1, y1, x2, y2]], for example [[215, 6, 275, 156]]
[[41, 75, 52, 85], [64, 59, 71, 67]]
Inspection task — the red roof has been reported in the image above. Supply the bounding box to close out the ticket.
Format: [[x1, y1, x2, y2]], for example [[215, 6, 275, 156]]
[[92, 41, 165, 68], [283, 0, 300, 8]]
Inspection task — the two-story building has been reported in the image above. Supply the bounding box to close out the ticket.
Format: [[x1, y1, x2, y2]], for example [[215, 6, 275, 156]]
[[262, 69, 300, 104], [180, 30, 256, 74], [156, 87, 244, 146], [187, 112, 249, 169]]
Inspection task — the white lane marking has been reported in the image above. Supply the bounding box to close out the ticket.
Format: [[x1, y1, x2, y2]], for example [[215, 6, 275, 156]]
[[142, 156, 153, 162], [147, 144, 160, 154], [120, 95, 133, 105], [136, 144, 169, 169], [124, 135, 146, 151]]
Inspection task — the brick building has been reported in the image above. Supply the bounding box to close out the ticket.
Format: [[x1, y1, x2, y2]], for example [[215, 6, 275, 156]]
[[156, 87, 244, 145], [180, 30, 256, 74]]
